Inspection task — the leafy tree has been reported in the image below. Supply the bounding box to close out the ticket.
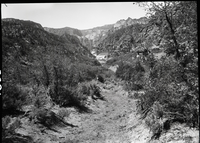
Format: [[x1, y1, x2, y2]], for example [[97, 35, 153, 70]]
[[135, 1, 197, 60]]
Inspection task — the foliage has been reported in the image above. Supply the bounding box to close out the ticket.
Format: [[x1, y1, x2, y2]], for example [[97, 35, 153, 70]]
[[2, 116, 34, 143], [135, 57, 198, 138], [97, 23, 145, 56], [136, 1, 197, 60], [116, 59, 146, 90], [2, 83, 28, 117], [127, 3, 198, 136], [49, 80, 102, 112], [2, 18, 104, 116]]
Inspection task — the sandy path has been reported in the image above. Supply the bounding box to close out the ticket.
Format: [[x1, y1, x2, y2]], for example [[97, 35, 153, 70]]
[[63, 81, 151, 143], [16, 80, 199, 143]]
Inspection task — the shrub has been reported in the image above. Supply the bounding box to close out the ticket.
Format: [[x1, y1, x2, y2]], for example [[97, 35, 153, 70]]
[[135, 56, 199, 138], [2, 83, 28, 117], [116, 60, 146, 91], [57, 108, 70, 120], [49, 81, 94, 112], [30, 86, 53, 109], [75, 81, 102, 100], [2, 116, 33, 143]]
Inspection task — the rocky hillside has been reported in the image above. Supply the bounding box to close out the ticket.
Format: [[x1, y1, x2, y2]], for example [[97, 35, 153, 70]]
[[113, 17, 148, 30], [95, 17, 166, 57], [44, 26, 83, 37], [44, 17, 148, 52], [2, 18, 102, 103]]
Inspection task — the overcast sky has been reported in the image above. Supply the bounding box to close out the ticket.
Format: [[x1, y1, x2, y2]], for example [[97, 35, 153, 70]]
[[1, 2, 147, 30]]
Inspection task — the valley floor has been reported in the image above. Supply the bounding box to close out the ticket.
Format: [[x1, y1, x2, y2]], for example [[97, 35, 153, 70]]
[[16, 79, 199, 143]]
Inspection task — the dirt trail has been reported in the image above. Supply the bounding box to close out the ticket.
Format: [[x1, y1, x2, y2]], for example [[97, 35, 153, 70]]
[[16, 79, 199, 143], [61, 81, 151, 143]]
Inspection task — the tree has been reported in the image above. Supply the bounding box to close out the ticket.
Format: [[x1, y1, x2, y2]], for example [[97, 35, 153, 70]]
[[135, 1, 197, 60]]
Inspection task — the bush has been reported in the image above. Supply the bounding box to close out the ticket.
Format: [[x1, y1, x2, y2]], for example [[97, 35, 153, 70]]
[[57, 108, 70, 120], [135, 56, 199, 138], [49, 81, 97, 112], [2, 83, 28, 117], [116, 60, 146, 91], [29, 85, 53, 108], [2, 116, 33, 143], [75, 81, 102, 100]]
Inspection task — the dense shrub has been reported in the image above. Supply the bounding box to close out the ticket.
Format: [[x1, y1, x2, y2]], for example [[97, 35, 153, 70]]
[[2, 83, 28, 117], [116, 60, 146, 91], [76, 80, 102, 100], [49, 80, 102, 112], [135, 56, 199, 138]]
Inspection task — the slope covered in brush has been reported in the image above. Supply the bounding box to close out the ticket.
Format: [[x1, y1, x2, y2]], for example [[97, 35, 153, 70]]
[[2, 18, 102, 115]]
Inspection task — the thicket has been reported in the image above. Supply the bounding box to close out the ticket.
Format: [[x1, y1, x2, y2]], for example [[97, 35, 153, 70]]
[[116, 1, 198, 139], [116, 54, 198, 139]]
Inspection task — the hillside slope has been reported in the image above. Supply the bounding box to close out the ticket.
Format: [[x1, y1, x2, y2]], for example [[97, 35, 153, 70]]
[[44, 17, 149, 52], [2, 18, 102, 115]]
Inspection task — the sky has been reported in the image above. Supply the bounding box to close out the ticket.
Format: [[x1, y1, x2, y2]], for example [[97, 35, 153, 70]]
[[1, 2, 147, 30]]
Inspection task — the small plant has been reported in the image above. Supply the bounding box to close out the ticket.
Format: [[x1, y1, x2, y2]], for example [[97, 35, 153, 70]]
[[57, 108, 70, 120], [32, 85, 50, 108]]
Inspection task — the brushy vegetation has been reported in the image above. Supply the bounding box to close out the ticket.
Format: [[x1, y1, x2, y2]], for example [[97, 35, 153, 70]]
[[2, 18, 105, 115], [117, 54, 198, 139], [116, 59, 146, 91], [49, 79, 104, 112], [114, 1, 198, 140], [2, 116, 34, 143], [2, 18, 106, 139], [2, 83, 28, 117]]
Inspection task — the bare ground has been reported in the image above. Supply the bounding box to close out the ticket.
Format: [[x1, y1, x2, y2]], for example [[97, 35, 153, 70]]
[[16, 79, 199, 143]]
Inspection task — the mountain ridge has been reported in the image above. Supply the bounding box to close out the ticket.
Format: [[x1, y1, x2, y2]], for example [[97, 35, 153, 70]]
[[44, 16, 148, 50]]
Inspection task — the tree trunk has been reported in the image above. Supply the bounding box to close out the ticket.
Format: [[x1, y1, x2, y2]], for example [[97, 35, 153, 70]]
[[165, 11, 180, 59]]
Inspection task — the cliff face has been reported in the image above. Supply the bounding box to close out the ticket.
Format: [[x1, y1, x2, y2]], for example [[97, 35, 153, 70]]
[[80, 24, 114, 48], [44, 17, 148, 52], [113, 17, 148, 30]]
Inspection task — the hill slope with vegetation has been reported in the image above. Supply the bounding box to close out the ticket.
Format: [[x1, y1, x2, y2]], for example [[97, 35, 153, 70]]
[[2, 1, 198, 143], [111, 1, 198, 140], [2, 18, 105, 116]]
